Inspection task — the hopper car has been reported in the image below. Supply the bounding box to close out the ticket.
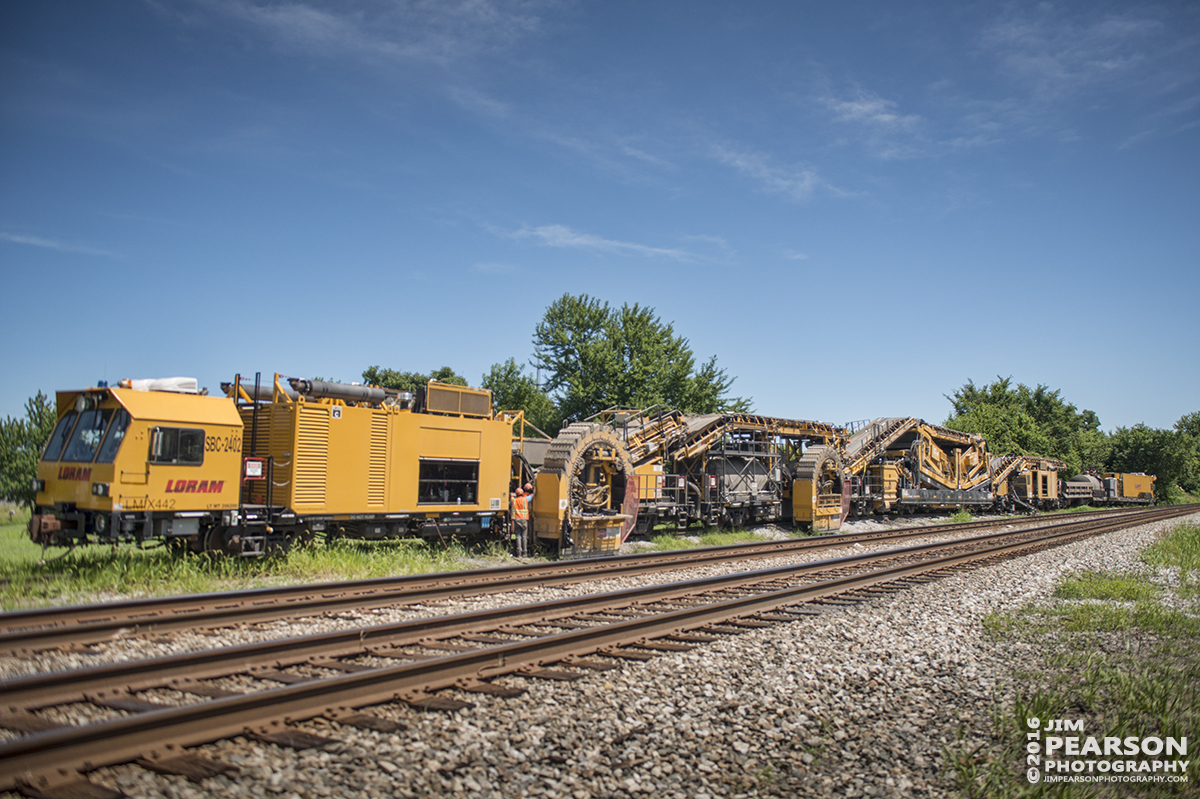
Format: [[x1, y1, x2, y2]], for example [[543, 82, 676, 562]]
[[27, 373, 1157, 558]]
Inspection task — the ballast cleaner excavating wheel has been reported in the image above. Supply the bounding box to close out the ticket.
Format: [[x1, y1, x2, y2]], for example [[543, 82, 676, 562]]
[[532, 423, 637, 558], [791, 444, 845, 532]]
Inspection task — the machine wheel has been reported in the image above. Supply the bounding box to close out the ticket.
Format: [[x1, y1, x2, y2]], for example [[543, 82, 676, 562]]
[[544, 423, 636, 531], [203, 526, 240, 556], [792, 445, 843, 495]]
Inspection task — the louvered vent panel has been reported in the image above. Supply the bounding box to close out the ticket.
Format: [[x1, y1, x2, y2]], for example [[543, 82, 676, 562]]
[[294, 407, 329, 506], [368, 411, 387, 506], [425, 382, 492, 418], [459, 391, 491, 417], [270, 407, 294, 506], [238, 405, 300, 506]]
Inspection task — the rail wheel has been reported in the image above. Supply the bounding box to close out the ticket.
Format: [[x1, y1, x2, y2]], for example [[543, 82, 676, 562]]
[[203, 526, 241, 556]]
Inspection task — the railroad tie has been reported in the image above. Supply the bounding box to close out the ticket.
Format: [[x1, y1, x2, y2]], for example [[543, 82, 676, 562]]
[[401, 693, 475, 712], [0, 711, 66, 734], [88, 695, 176, 714], [250, 726, 339, 750], [520, 668, 587, 682], [13, 774, 120, 799], [250, 668, 315, 685], [136, 752, 239, 782], [324, 711, 407, 733], [455, 680, 527, 698], [556, 656, 621, 671], [631, 640, 695, 652], [169, 681, 242, 699]]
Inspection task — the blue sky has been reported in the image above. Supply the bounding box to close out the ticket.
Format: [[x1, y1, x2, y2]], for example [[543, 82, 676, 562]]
[[2, 1, 1197, 432]]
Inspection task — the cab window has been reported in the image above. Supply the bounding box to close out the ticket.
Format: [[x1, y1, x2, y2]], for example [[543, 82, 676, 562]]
[[96, 409, 131, 463], [62, 409, 114, 463], [41, 412, 78, 461], [149, 427, 205, 466]]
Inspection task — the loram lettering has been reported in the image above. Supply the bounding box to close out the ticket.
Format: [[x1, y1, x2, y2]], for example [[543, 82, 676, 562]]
[[164, 479, 225, 494], [57, 466, 92, 481]]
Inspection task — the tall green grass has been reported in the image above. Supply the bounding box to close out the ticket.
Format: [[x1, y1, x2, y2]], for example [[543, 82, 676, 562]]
[[0, 515, 521, 610], [1143, 522, 1200, 596]]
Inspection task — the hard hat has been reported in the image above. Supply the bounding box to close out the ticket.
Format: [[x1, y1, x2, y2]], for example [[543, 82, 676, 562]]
[[516, 488, 525, 496], [524, 483, 532, 491]]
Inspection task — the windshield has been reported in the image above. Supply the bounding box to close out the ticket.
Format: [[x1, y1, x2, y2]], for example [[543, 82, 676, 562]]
[[41, 412, 78, 461], [62, 409, 114, 463], [96, 409, 131, 463]]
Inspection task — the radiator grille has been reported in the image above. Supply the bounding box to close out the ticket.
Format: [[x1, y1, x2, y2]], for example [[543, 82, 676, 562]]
[[426, 382, 492, 418], [294, 406, 329, 506], [368, 411, 387, 506]]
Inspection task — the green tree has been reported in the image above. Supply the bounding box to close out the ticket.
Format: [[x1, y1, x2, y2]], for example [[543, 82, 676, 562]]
[[0, 392, 57, 508], [1107, 423, 1187, 502], [944, 377, 1106, 476], [361, 366, 468, 393], [481, 359, 562, 436], [1171, 411, 1200, 495], [532, 293, 749, 422]]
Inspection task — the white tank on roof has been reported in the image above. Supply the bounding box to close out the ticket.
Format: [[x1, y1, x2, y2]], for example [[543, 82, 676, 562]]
[[119, 377, 201, 394]]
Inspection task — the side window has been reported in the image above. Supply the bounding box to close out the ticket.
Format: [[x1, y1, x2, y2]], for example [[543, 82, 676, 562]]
[[62, 409, 114, 463], [96, 410, 131, 463], [417, 459, 479, 504], [149, 427, 205, 466], [42, 412, 79, 462]]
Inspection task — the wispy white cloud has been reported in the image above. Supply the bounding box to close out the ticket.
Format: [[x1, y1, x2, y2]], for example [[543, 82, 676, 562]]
[[824, 94, 921, 130], [982, 9, 1162, 103], [447, 85, 512, 117], [960, 5, 1200, 151], [192, 0, 553, 67], [709, 144, 836, 200], [507, 224, 693, 261], [819, 90, 929, 160], [0, 232, 121, 259], [780, 249, 809, 261]]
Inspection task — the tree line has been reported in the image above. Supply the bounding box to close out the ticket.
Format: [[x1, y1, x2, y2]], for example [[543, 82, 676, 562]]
[[2, 295, 1196, 506], [943, 377, 1199, 502]]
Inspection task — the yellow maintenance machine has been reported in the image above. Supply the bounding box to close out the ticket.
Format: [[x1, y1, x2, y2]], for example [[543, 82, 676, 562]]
[[225, 375, 514, 554], [841, 418, 994, 514], [990, 455, 1068, 511], [1063, 471, 1156, 506], [576, 407, 848, 536], [30, 378, 242, 550]]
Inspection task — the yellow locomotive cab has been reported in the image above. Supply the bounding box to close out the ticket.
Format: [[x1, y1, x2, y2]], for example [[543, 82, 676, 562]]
[[30, 381, 242, 549]]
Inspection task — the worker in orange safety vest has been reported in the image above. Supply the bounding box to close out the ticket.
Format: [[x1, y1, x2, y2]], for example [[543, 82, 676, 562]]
[[512, 486, 530, 557]]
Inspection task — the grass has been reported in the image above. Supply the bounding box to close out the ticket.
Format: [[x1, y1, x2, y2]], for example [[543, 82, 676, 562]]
[[947, 521, 1200, 798], [643, 528, 795, 552], [0, 507, 525, 610], [1142, 522, 1200, 597], [1053, 572, 1157, 602]]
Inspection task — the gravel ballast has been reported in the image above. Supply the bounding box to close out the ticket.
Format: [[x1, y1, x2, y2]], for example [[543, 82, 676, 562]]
[[2, 512, 1196, 799]]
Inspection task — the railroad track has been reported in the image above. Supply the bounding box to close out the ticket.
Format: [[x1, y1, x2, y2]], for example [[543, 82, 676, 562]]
[[0, 507, 1151, 655], [0, 504, 1194, 797]]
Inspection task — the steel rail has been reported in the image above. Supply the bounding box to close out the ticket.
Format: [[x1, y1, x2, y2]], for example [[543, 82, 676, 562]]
[[3, 505, 1193, 793], [0, 509, 1161, 658], [0, 516, 1094, 708], [0, 507, 1160, 653]]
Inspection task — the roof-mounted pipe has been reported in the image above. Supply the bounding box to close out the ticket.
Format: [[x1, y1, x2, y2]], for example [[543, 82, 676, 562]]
[[288, 378, 388, 405]]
